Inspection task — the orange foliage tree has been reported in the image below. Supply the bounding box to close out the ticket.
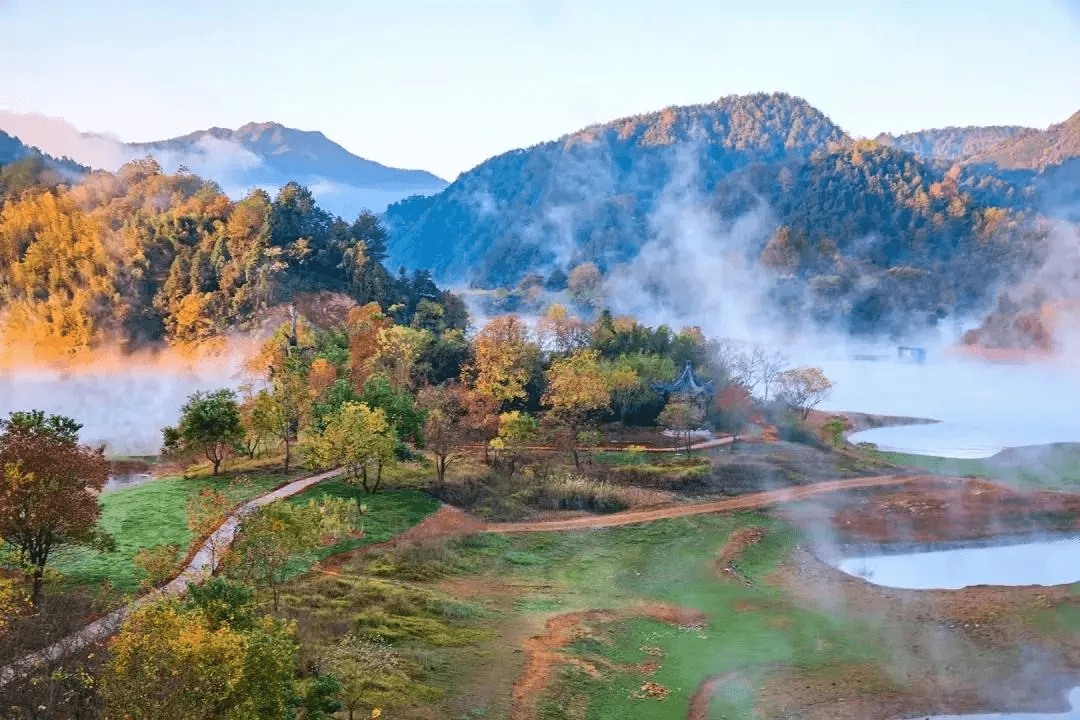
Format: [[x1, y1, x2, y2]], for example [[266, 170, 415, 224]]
[[0, 411, 110, 607]]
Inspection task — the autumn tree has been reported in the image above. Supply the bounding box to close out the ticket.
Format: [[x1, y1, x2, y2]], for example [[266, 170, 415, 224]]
[[657, 401, 704, 454], [467, 315, 539, 408], [714, 384, 754, 449], [227, 498, 353, 611], [309, 402, 396, 500], [99, 594, 301, 720], [777, 367, 834, 419], [371, 325, 430, 390], [603, 353, 676, 425], [237, 386, 273, 460], [166, 389, 244, 475], [543, 349, 611, 468], [567, 262, 603, 307], [307, 357, 339, 402], [347, 302, 392, 389], [536, 302, 588, 354], [325, 632, 412, 720], [747, 346, 788, 403], [418, 383, 471, 484], [489, 411, 539, 478], [0, 411, 110, 608]]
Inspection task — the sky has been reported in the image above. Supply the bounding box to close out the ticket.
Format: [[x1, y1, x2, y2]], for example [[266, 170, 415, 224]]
[[1, 0, 1079, 181]]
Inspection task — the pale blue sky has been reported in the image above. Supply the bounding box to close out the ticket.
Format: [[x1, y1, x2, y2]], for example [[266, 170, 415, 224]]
[[1, 0, 1079, 180]]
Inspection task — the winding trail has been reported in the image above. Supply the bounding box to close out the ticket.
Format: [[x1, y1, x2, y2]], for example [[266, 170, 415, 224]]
[[486, 474, 915, 533], [0, 467, 342, 688], [0, 468, 916, 689]]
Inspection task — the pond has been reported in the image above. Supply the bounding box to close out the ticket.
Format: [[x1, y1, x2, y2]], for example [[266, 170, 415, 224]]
[[834, 536, 1080, 590], [103, 472, 156, 493], [909, 686, 1080, 718]]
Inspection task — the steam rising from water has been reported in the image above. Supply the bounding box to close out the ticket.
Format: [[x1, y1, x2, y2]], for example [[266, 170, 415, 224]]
[[0, 348, 250, 455]]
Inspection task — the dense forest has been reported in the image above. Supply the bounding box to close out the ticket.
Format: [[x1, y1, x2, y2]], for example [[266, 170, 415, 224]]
[[0, 153, 464, 356], [384, 93, 1066, 339], [967, 110, 1080, 170], [874, 126, 1035, 161]]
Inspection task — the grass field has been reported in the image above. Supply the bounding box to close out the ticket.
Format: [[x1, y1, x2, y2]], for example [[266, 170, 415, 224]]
[[464, 517, 885, 720], [53, 460, 294, 592], [281, 481, 439, 579], [53, 455, 440, 593], [311, 513, 895, 720]]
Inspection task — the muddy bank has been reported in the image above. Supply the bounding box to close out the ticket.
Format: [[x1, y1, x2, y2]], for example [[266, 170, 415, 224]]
[[762, 547, 1080, 720], [781, 475, 1080, 546], [761, 475, 1080, 718]]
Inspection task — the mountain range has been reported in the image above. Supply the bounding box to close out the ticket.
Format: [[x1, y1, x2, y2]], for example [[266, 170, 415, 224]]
[[382, 92, 1079, 339], [3, 94, 1080, 343], [0, 113, 447, 217]]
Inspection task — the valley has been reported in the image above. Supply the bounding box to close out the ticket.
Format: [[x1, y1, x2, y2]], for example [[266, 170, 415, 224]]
[[1, 6, 1079, 716]]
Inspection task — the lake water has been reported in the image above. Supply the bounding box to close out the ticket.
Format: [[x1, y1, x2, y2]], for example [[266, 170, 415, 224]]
[[909, 687, 1080, 719], [0, 365, 241, 455], [813, 355, 1080, 458], [835, 536, 1080, 590]]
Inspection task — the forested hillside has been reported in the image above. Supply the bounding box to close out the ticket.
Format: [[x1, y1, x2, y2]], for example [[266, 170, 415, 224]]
[[874, 126, 1035, 161], [385, 93, 1052, 338], [0, 157, 464, 356], [0, 130, 87, 185], [385, 92, 848, 283], [968, 110, 1080, 169]]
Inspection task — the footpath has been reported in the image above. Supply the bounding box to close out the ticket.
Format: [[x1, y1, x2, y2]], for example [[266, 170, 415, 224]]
[[0, 467, 341, 687]]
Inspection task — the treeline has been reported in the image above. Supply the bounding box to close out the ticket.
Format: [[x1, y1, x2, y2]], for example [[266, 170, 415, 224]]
[[741, 141, 1045, 335], [0, 156, 463, 354], [184, 301, 826, 498]]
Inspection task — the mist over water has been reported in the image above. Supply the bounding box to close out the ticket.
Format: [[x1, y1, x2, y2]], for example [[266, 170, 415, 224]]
[[836, 537, 1080, 589], [0, 364, 243, 455], [812, 355, 1080, 458]]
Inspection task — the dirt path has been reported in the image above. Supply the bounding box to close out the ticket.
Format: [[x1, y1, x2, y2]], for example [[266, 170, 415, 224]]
[[0, 467, 342, 688], [487, 475, 916, 533], [0, 469, 916, 691]]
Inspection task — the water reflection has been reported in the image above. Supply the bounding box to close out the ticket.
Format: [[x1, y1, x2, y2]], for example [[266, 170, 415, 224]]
[[103, 473, 155, 493], [835, 537, 1080, 590]]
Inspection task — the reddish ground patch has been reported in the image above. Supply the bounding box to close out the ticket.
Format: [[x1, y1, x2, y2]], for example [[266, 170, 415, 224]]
[[793, 475, 1080, 544], [317, 504, 486, 572], [510, 604, 709, 720], [714, 526, 767, 583], [687, 673, 737, 720]]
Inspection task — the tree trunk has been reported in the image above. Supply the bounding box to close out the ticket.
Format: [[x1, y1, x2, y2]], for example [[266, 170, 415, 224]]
[[372, 461, 383, 494], [31, 565, 44, 611], [283, 434, 292, 471], [436, 455, 446, 484], [571, 446, 580, 470]]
